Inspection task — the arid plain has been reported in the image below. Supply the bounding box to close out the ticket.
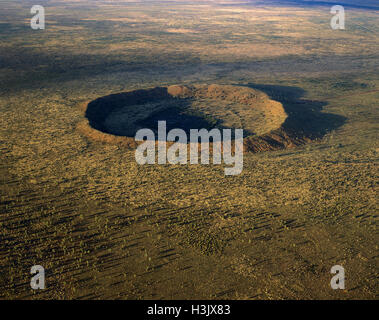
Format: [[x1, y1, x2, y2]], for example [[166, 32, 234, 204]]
[[0, 0, 378, 299]]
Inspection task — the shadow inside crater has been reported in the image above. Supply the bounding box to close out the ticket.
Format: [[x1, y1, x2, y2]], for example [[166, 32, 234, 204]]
[[136, 106, 222, 134], [86, 87, 240, 141], [85, 84, 346, 145], [244, 83, 346, 140], [86, 87, 172, 134]]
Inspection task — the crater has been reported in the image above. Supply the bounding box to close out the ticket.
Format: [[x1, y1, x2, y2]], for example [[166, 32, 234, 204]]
[[77, 84, 345, 152]]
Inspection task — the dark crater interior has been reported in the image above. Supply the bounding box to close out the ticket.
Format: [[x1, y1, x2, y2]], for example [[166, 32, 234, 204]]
[[84, 84, 346, 149]]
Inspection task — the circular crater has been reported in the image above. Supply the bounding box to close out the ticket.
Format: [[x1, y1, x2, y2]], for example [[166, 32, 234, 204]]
[[78, 84, 321, 152]]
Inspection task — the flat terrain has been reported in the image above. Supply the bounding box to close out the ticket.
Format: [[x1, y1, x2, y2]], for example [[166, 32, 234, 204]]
[[0, 0, 378, 299]]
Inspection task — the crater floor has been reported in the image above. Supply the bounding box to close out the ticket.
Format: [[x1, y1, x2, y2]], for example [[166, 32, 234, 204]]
[[80, 84, 299, 151]]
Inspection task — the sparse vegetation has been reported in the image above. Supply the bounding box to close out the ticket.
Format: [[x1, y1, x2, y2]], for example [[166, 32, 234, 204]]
[[0, 0, 378, 300]]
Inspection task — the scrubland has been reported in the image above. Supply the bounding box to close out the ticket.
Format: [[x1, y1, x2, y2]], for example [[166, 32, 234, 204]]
[[0, 0, 378, 299]]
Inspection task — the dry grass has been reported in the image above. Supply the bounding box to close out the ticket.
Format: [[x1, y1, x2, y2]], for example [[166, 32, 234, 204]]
[[0, 0, 378, 300]]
